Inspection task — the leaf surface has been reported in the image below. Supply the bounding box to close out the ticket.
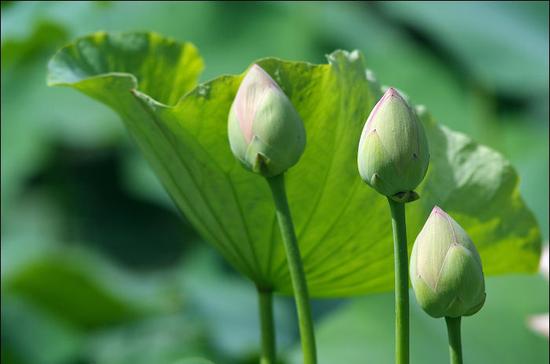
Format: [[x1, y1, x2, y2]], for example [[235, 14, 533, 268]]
[[47, 32, 541, 296]]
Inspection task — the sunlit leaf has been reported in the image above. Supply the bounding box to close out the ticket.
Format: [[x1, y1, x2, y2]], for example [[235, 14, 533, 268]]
[[47, 32, 541, 296]]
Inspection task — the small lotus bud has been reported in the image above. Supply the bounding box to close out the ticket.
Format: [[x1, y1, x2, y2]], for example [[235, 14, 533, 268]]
[[357, 87, 429, 199], [410, 206, 486, 318], [228, 64, 306, 177]]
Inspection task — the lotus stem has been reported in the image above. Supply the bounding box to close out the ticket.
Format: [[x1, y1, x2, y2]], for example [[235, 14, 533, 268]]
[[257, 287, 276, 364], [445, 316, 463, 364], [267, 173, 317, 364], [388, 197, 410, 364]]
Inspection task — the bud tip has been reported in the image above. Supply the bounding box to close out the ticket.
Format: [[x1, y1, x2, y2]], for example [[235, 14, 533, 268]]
[[432, 205, 446, 216]]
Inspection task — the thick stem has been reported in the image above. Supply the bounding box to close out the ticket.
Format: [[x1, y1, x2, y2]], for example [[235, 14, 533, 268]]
[[257, 287, 276, 364], [267, 174, 317, 364], [387, 198, 409, 364], [445, 316, 463, 364]]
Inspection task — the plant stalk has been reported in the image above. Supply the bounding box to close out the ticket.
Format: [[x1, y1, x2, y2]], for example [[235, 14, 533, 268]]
[[267, 174, 317, 364], [387, 197, 409, 364], [445, 316, 463, 364], [257, 287, 276, 364]]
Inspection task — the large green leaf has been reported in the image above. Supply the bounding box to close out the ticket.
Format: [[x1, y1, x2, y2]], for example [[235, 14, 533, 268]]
[[47, 32, 541, 296]]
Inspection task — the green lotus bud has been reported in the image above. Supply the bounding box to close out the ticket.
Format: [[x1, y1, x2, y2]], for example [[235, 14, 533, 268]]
[[410, 206, 486, 318], [228, 64, 306, 177], [357, 87, 429, 199]]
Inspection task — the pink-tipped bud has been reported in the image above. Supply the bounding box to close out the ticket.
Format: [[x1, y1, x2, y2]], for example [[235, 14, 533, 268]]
[[228, 64, 306, 177]]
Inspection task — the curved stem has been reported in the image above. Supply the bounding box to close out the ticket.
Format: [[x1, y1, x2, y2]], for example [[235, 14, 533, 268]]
[[267, 174, 317, 364], [387, 198, 409, 364], [445, 316, 463, 364], [257, 287, 276, 364]]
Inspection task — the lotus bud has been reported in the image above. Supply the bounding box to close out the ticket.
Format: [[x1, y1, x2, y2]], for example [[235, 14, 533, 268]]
[[228, 64, 306, 177], [357, 87, 429, 201], [410, 206, 486, 318]]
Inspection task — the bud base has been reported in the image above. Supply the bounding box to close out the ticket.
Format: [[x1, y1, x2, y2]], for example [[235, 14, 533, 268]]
[[390, 190, 420, 204]]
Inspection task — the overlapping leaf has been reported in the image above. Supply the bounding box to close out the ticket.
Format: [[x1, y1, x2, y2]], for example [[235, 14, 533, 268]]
[[47, 32, 541, 296]]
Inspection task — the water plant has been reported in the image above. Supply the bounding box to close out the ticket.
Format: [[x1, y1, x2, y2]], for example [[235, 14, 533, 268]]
[[47, 31, 541, 363]]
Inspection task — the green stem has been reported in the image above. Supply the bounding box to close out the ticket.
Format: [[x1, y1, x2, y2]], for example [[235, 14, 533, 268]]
[[257, 287, 276, 364], [267, 174, 317, 364], [445, 316, 463, 364], [387, 198, 409, 364]]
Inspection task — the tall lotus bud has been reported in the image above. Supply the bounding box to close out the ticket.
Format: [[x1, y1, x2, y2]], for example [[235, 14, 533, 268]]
[[357, 87, 429, 200], [228, 64, 306, 177], [410, 206, 486, 318]]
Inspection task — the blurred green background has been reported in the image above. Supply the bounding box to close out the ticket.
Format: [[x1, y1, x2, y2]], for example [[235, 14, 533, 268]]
[[1, 2, 548, 363]]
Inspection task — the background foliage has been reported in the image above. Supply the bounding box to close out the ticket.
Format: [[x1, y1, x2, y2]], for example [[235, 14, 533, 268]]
[[2, 2, 548, 364]]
